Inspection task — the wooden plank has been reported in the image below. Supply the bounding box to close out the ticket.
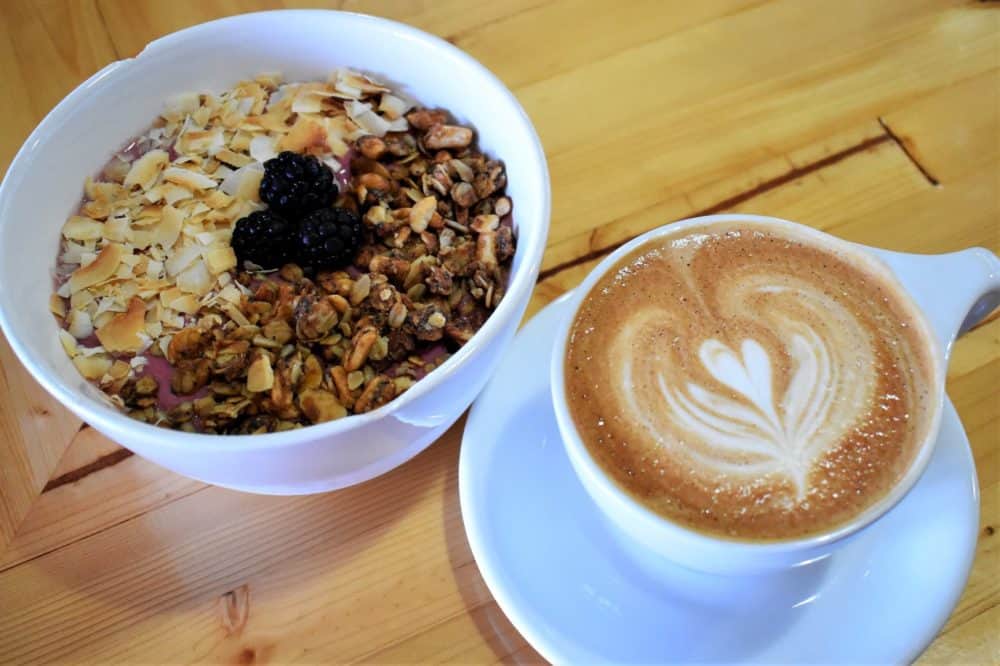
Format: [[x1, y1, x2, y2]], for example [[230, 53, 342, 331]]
[[880, 69, 1000, 185], [355, 601, 540, 664], [450, 0, 764, 89], [0, 0, 115, 551], [0, 421, 514, 664], [0, 427, 206, 572], [0, 336, 81, 550], [522, 0, 996, 245], [95, 0, 552, 59], [0, 0, 118, 173]]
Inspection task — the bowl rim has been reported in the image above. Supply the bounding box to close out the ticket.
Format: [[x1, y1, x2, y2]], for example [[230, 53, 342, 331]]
[[548, 213, 946, 557], [0, 9, 551, 451]]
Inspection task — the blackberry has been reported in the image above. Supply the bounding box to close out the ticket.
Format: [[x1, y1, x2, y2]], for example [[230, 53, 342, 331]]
[[231, 210, 296, 270], [295, 208, 363, 271], [259, 151, 338, 217]]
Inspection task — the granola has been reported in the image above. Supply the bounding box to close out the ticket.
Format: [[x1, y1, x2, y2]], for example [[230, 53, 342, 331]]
[[51, 70, 515, 433]]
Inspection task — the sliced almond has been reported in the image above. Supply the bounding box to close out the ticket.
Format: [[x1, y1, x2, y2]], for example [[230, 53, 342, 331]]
[[410, 196, 437, 233], [246, 355, 275, 392], [95, 297, 146, 353], [69, 243, 124, 293], [299, 389, 347, 423]]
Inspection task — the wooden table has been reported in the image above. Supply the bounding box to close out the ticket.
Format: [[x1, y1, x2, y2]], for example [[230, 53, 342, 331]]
[[0, 1, 996, 663]]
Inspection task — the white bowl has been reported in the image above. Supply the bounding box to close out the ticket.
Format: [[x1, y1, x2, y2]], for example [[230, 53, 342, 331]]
[[0, 10, 550, 494]]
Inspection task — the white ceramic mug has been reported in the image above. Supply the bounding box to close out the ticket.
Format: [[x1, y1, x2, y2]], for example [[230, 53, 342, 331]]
[[550, 214, 1000, 575], [0, 11, 550, 494]]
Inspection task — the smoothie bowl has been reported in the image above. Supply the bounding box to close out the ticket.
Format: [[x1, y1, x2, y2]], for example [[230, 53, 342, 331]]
[[0, 11, 550, 493]]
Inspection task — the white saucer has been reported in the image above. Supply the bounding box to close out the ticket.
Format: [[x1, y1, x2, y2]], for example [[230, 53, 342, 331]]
[[459, 292, 979, 664]]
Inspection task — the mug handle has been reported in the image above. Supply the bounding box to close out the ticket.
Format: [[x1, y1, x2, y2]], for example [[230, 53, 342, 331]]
[[869, 247, 1000, 360]]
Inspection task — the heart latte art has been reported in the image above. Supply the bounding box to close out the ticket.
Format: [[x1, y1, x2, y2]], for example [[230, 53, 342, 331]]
[[565, 222, 938, 540]]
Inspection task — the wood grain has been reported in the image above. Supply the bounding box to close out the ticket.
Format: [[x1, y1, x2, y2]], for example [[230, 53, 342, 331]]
[[0, 0, 996, 663], [0, 0, 117, 552]]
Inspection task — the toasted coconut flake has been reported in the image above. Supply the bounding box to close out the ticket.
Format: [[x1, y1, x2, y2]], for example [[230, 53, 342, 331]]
[[177, 261, 212, 296], [153, 204, 184, 249], [62, 216, 104, 241], [205, 246, 237, 275], [163, 167, 217, 191], [336, 69, 390, 95], [291, 92, 324, 114], [221, 162, 264, 200], [58, 329, 79, 357], [279, 116, 328, 153], [130, 230, 154, 250], [169, 293, 201, 315], [249, 135, 277, 163], [70, 290, 94, 310], [216, 149, 252, 168], [203, 190, 234, 209], [235, 166, 264, 202], [73, 354, 112, 380], [69, 243, 124, 293], [378, 93, 412, 120], [245, 110, 292, 133], [81, 200, 111, 220], [162, 183, 195, 205], [177, 127, 225, 156], [102, 217, 129, 242], [164, 92, 201, 117], [165, 243, 203, 276], [85, 179, 123, 203], [95, 297, 147, 353], [124, 149, 169, 191], [346, 100, 392, 137], [49, 294, 67, 318], [323, 117, 352, 157], [67, 309, 94, 339]]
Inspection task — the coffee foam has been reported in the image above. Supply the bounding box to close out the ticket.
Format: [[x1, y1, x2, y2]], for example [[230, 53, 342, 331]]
[[565, 222, 937, 540]]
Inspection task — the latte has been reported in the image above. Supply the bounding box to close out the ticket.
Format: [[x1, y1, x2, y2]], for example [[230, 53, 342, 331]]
[[564, 221, 939, 541]]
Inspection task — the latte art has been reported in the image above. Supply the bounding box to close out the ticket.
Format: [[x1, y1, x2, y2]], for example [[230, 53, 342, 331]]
[[565, 221, 937, 540]]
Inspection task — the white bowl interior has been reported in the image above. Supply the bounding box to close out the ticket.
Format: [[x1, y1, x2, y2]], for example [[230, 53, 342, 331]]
[[0, 11, 548, 435]]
